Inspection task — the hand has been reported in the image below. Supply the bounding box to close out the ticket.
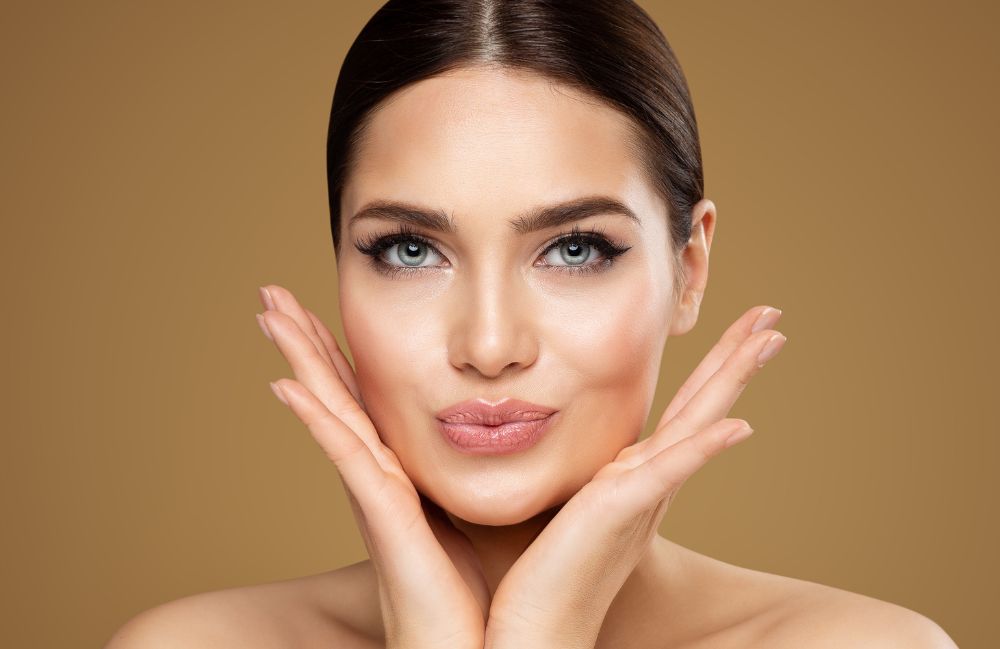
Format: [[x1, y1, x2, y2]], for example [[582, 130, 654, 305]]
[[255, 284, 490, 649], [484, 305, 787, 649]]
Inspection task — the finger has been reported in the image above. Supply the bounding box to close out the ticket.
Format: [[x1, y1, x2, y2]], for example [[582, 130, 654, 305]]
[[662, 305, 782, 425], [262, 308, 383, 453], [272, 377, 387, 495], [259, 284, 337, 369], [621, 306, 777, 466], [303, 305, 365, 409], [640, 327, 785, 461], [613, 418, 752, 512], [274, 378, 420, 547], [274, 378, 471, 622], [258, 283, 365, 411]]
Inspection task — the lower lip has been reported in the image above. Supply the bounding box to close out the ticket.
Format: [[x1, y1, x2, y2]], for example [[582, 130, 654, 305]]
[[437, 412, 558, 455]]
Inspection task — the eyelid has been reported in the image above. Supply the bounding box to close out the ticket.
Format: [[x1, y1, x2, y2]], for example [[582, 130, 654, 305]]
[[357, 230, 591, 263], [353, 224, 631, 277]]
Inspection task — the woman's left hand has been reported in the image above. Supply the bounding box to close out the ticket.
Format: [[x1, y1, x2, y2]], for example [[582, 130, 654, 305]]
[[484, 305, 787, 649]]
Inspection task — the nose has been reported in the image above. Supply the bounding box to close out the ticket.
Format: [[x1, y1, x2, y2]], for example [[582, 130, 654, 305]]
[[447, 270, 539, 379]]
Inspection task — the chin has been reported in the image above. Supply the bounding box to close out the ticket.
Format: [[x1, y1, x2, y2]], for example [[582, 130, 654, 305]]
[[445, 500, 541, 527], [429, 476, 572, 527]]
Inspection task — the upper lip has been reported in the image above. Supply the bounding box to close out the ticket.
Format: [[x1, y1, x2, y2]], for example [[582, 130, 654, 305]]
[[435, 397, 557, 425]]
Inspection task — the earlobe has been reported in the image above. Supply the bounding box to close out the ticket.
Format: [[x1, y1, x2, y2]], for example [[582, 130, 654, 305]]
[[669, 288, 702, 336]]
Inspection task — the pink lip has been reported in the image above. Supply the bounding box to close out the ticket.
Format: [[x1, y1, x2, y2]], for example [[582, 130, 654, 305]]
[[435, 397, 559, 455]]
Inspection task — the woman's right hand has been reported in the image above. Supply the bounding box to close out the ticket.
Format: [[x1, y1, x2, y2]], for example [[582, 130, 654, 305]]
[[255, 284, 490, 649]]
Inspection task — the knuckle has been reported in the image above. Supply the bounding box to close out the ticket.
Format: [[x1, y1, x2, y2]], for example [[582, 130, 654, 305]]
[[617, 443, 642, 463], [338, 398, 367, 420], [335, 399, 377, 435], [687, 434, 714, 463], [735, 364, 756, 391], [669, 405, 694, 430], [723, 357, 758, 393], [305, 409, 346, 444], [650, 464, 678, 494], [330, 437, 368, 467]]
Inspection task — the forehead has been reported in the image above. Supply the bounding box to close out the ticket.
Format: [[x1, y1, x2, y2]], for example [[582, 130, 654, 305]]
[[341, 65, 659, 228]]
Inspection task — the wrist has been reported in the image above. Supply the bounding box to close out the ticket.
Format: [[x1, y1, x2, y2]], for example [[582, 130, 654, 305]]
[[384, 625, 485, 649], [484, 618, 599, 649]]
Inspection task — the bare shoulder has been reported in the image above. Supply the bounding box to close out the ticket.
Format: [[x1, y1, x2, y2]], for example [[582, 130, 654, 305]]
[[739, 567, 958, 648], [665, 543, 957, 649], [103, 560, 383, 649]]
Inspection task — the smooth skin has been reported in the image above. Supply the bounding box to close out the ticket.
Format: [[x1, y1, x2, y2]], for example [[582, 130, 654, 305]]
[[104, 66, 957, 648], [262, 290, 783, 649], [105, 290, 955, 649]]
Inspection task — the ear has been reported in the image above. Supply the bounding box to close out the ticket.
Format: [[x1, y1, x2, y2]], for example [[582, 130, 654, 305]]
[[669, 198, 716, 336]]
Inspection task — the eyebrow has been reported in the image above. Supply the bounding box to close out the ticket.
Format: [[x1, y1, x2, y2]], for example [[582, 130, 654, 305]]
[[348, 195, 642, 234]]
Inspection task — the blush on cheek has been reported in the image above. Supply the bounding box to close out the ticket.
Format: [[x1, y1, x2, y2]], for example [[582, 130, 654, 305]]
[[548, 278, 666, 382], [544, 279, 666, 460], [341, 289, 446, 451]]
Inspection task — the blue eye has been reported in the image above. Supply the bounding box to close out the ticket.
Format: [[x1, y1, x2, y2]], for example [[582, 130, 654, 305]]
[[353, 224, 632, 279], [353, 227, 444, 278], [538, 231, 631, 275], [383, 238, 444, 269]]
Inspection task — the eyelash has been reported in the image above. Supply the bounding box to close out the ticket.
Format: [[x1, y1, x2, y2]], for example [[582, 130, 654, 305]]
[[353, 224, 633, 280]]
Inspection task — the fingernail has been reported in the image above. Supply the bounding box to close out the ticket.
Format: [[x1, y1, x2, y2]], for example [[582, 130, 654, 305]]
[[757, 333, 787, 366], [751, 307, 782, 334], [256, 312, 274, 341], [269, 381, 288, 406], [258, 286, 276, 311], [724, 421, 754, 448]]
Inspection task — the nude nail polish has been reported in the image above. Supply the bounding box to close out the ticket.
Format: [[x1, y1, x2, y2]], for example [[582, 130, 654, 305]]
[[757, 333, 786, 366], [258, 286, 276, 311], [256, 312, 274, 341], [269, 381, 288, 406], [724, 422, 754, 448], [751, 307, 782, 334]]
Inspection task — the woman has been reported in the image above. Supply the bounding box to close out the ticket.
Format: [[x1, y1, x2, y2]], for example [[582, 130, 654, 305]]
[[106, 1, 957, 647]]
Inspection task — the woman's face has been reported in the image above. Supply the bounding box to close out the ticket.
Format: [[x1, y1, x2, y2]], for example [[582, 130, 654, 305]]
[[338, 65, 682, 526]]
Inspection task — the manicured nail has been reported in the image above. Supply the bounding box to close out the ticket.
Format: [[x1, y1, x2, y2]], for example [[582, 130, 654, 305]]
[[724, 421, 754, 448], [751, 307, 782, 334], [757, 333, 787, 366], [258, 286, 276, 311], [269, 381, 288, 406], [256, 312, 274, 341]]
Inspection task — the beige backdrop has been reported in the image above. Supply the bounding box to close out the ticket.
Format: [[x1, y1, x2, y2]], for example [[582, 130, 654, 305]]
[[1, 1, 996, 647]]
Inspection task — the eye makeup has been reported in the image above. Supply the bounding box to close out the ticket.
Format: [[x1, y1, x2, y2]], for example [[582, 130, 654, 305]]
[[353, 223, 633, 280]]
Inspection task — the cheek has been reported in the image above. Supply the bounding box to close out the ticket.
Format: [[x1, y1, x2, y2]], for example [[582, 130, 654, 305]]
[[540, 271, 669, 471], [544, 273, 667, 401], [336, 262, 671, 523], [341, 264, 669, 433], [337, 273, 447, 451]]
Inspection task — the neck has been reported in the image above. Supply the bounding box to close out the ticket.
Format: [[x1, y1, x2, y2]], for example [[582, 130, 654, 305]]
[[445, 503, 564, 598], [443, 506, 688, 640]]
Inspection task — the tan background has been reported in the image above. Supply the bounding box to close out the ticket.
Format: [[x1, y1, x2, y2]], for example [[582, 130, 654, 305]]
[[1, 1, 996, 646]]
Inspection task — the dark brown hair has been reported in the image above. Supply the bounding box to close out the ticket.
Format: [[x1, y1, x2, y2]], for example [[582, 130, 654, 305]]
[[327, 0, 703, 296]]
